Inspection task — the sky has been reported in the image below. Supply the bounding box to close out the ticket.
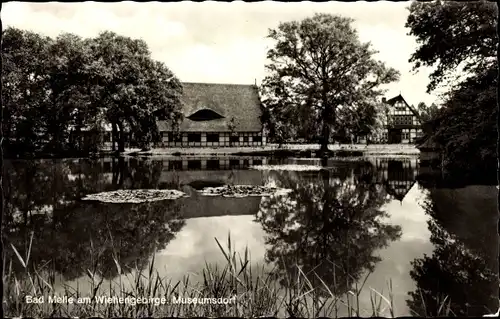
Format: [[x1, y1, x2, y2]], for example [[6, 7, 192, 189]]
[[3, 1, 441, 105]]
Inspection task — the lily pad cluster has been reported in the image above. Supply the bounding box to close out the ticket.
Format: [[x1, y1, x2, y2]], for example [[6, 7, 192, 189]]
[[199, 185, 292, 198], [81, 189, 189, 203]]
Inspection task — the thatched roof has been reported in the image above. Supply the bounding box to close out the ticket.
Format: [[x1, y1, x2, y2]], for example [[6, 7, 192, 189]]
[[158, 82, 263, 133]]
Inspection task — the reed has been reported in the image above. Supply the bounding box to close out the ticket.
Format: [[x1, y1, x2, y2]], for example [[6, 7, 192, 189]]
[[3, 232, 454, 318]]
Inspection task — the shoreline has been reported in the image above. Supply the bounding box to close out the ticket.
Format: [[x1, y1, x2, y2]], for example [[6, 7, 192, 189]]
[[126, 144, 420, 157], [4, 144, 421, 160]]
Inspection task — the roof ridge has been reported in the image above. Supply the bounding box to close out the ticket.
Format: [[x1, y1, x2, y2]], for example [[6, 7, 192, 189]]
[[386, 93, 422, 121]]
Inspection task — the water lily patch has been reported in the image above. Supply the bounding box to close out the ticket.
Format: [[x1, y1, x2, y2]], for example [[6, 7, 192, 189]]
[[198, 185, 292, 198], [81, 189, 189, 203]]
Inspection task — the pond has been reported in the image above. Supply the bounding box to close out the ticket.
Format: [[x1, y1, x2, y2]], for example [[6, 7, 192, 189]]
[[3, 155, 498, 317]]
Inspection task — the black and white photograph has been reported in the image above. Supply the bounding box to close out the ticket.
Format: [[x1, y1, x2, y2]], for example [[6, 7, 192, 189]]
[[1, 1, 498, 317]]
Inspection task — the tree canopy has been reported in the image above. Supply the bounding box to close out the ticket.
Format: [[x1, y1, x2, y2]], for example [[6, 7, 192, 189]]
[[407, 1, 498, 173], [2, 27, 183, 157], [406, 0, 497, 93], [260, 13, 399, 151], [416, 102, 440, 123]]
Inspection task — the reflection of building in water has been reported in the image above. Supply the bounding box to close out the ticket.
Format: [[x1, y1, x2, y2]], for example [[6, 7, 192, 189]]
[[161, 157, 267, 171], [373, 157, 419, 201], [156, 158, 266, 219], [70, 156, 418, 202], [71, 157, 268, 173]]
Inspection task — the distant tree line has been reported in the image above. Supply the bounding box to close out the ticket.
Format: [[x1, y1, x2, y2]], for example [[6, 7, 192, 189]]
[[415, 102, 439, 123], [406, 0, 498, 174], [2, 27, 183, 158]]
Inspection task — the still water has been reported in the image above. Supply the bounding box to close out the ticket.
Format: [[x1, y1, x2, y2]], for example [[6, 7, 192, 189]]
[[3, 156, 498, 316]]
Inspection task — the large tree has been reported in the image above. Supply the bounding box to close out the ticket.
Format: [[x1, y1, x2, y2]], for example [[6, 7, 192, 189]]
[[2, 28, 53, 155], [406, 0, 497, 93], [406, 0, 498, 173], [89, 31, 183, 152], [43, 33, 100, 153], [2, 28, 183, 156], [260, 14, 399, 153]]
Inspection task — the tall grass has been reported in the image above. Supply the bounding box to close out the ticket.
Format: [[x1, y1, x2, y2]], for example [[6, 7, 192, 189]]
[[3, 232, 454, 318]]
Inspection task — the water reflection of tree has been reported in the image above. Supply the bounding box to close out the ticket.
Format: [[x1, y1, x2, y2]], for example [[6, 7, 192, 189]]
[[406, 199, 498, 317], [116, 158, 166, 189], [3, 159, 185, 280], [255, 168, 401, 296]]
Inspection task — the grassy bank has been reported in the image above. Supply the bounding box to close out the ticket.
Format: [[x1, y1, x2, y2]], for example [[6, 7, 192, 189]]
[[3, 234, 452, 318], [128, 144, 420, 157]]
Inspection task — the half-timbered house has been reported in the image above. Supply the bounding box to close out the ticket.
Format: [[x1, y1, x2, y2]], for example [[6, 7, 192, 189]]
[[360, 94, 423, 144]]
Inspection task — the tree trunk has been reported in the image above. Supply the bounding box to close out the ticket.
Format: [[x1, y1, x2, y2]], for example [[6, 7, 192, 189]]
[[319, 86, 333, 156], [117, 121, 125, 152], [320, 123, 330, 154], [319, 104, 332, 155], [112, 122, 118, 152]]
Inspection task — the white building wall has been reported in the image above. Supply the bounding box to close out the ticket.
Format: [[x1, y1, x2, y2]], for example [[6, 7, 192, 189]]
[[159, 131, 265, 147]]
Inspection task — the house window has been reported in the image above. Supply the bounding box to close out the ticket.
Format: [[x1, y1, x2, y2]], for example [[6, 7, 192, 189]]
[[169, 132, 182, 142], [188, 133, 201, 143], [253, 136, 262, 143], [242, 136, 249, 143], [207, 133, 219, 143], [393, 116, 412, 125], [230, 136, 239, 143]]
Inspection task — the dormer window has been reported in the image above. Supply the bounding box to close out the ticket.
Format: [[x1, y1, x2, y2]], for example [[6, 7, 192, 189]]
[[187, 109, 225, 121]]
